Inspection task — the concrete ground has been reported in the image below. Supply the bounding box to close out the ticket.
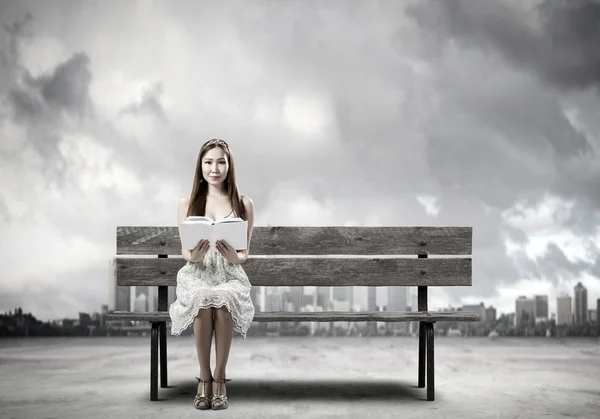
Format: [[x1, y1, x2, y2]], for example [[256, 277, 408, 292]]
[[0, 336, 599, 419]]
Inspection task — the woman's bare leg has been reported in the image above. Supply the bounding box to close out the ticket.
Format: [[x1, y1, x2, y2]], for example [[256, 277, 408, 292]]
[[213, 306, 233, 401], [194, 308, 214, 385]]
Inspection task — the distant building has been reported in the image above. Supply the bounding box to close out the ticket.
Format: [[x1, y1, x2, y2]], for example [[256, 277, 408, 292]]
[[147, 287, 156, 312], [258, 286, 267, 312], [410, 292, 419, 335], [289, 286, 304, 312], [332, 286, 353, 307], [367, 287, 376, 311], [366, 287, 377, 334], [574, 282, 587, 324], [79, 312, 92, 327], [463, 302, 486, 323], [534, 295, 548, 320], [485, 306, 497, 325], [134, 293, 147, 312], [250, 286, 260, 311], [265, 290, 284, 311], [264, 289, 284, 330], [100, 305, 109, 327], [108, 258, 116, 309], [556, 294, 572, 325], [315, 287, 332, 310], [387, 286, 407, 334], [515, 296, 535, 326], [387, 287, 407, 311], [588, 309, 597, 322], [109, 258, 131, 312]]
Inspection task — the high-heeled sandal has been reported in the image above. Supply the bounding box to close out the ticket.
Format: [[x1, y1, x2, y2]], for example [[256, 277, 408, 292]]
[[211, 378, 231, 410], [194, 376, 213, 410]]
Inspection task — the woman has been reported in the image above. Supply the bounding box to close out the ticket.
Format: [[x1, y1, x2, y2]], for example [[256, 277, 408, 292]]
[[169, 138, 255, 410]]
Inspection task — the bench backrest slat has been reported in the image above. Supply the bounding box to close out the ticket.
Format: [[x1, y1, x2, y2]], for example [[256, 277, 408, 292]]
[[115, 257, 472, 287], [117, 226, 472, 256]]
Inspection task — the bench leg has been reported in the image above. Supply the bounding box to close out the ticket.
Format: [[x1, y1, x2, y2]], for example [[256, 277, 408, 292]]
[[150, 322, 159, 401], [418, 321, 426, 388], [426, 322, 435, 401], [159, 321, 168, 388], [417, 284, 428, 389]]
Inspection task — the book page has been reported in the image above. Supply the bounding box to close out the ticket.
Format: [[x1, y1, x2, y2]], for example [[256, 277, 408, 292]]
[[186, 216, 213, 223], [211, 221, 248, 250], [214, 217, 244, 224], [179, 221, 212, 250]]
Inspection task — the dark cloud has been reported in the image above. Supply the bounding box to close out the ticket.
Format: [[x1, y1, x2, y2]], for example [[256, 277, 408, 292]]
[[8, 87, 43, 123], [8, 52, 93, 121], [2, 12, 33, 59], [591, 247, 600, 278], [37, 52, 93, 115], [406, 0, 600, 92], [418, 77, 590, 209], [561, 201, 600, 237], [119, 81, 167, 122], [535, 242, 592, 283], [511, 250, 543, 281], [435, 196, 523, 299], [406, 0, 595, 161], [404, 0, 600, 294], [537, 0, 600, 90], [0, 14, 93, 194]]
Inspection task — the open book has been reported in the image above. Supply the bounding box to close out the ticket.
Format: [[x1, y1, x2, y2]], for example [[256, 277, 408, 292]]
[[179, 216, 248, 251]]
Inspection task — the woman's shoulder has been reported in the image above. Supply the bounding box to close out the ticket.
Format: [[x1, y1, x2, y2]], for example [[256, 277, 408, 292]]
[[179, 193, 192, 206], [241, 195, 253, 208]]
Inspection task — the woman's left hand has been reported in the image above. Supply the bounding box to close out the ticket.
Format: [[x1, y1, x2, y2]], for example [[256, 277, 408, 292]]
[[216, 239, 241, 264]]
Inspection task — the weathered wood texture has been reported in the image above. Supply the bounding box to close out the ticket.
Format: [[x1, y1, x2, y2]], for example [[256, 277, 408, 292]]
[[105, 310, 481, 323], [115, 257, 471, 287], [117, 226, 472, 256]]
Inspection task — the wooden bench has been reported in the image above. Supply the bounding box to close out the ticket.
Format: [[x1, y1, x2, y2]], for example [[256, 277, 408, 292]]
[[105, 225, 480, 401]]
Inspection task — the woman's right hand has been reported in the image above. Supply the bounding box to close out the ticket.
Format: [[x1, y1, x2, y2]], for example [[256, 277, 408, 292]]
[[189, 239, 210, 262]]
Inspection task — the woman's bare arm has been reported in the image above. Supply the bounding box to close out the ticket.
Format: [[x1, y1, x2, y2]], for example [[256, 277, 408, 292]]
[[236, 196, 254, 263], [178, 195, 195, 262]]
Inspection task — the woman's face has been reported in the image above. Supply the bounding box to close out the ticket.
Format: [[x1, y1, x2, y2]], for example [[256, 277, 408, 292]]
[[202, 147, 229, 185]]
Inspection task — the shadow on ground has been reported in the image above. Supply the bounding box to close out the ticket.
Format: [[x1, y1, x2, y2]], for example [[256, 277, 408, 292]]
[[150, 379, 432, 403]]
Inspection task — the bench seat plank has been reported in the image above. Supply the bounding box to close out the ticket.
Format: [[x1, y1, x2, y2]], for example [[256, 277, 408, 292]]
[[105, 310, 480, 323]]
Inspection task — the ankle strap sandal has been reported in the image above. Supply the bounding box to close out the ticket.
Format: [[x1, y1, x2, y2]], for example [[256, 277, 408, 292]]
[[211, 378, 231, 410], [194, 376, 213, 410]]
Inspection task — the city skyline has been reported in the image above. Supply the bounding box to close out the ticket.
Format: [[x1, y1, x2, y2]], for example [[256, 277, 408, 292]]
[[105, 256, 600, 327], [5, 262, 599, 339], [7, 256, 600, 323]]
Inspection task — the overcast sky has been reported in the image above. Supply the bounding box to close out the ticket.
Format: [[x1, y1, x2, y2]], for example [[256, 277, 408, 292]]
[[1, 0, 599, 321]]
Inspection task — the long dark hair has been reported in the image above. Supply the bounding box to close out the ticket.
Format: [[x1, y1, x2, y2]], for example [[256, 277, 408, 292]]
[[186, 139, 247, 221]]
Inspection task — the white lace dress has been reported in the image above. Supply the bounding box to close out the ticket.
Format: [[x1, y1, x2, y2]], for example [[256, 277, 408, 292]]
[[169, 211, 255, 339]]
